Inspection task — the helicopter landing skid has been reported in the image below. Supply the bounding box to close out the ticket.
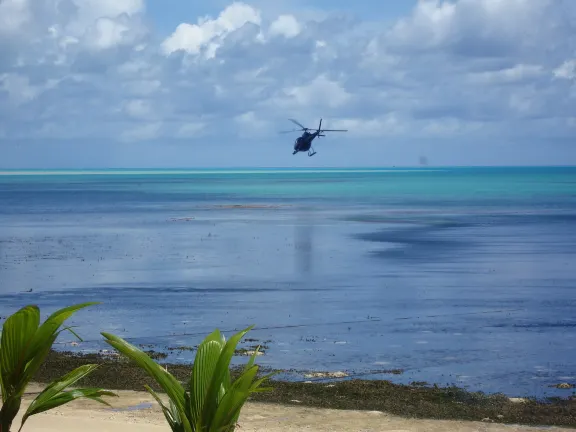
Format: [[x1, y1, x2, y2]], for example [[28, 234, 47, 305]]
[[308, 148, 317, 156]]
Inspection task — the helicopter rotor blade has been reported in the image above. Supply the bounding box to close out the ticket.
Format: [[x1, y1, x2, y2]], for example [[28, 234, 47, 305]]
[[279, 130, 299, 134], [319, 129, 348, 132], [288, 118, 307, 130]]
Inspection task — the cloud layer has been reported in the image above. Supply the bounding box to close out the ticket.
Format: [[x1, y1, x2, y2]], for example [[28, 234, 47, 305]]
[[1, 0, 575, 167]]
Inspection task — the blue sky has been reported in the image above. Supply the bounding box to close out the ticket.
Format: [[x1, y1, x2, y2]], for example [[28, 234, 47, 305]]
[[0, 0, 575, 168], [145, 1, 416, 35]]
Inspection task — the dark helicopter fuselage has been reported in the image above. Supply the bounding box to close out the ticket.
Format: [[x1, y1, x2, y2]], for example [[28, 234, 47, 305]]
[[293, 131, 319, 154]]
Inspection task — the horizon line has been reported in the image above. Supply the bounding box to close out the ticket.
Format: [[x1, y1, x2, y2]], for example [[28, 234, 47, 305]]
[[1, 164, 576, 171], [1, 165, 576, 176]]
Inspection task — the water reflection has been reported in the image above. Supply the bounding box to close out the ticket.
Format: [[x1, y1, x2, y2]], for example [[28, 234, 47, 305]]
[[294, 206, 315, 276]]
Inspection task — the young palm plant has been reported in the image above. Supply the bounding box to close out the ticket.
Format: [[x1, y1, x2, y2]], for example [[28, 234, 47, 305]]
[[0, 302, 117, 432], [101, 325, 276, 432]]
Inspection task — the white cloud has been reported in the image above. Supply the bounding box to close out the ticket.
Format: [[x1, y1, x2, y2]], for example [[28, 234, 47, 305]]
[[124, 99, 153, 119], [87, 18, 130, 50], [271, 75, 351, 110], [422, 118, 474, 136], [554, 60, 576, 80], [123, 79, 162, 96], [387, 0, 564, 57], [176, 122, 206, 138], [0, 0, 30, 34], [330, 114, 406, 137], [60, 0, 145, 36], [1, 0, 576, 167], [120, 122, 161, 142], [0, 74, 39, 105], [467, 64, 545, 85], [79, 0, 144, 18], [161, 2, 261, 57], [234, 110, 271, 137], [269, 14, 301, 38]]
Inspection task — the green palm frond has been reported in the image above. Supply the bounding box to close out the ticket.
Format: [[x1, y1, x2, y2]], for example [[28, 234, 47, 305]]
[[101, 331, 192, 432], [0, 303, 117, 432], [102, 325, 277, 432]]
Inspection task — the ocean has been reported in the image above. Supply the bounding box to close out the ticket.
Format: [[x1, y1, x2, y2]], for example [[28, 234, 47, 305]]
[[1, 167, 575, 398]]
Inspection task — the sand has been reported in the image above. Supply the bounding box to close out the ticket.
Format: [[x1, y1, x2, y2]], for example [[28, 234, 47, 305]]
[[9, 385, 572, 432]]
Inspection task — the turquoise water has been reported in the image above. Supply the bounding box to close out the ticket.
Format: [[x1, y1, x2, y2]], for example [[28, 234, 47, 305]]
[[1, 166, 575, 398], [2, 167, 575, 203]]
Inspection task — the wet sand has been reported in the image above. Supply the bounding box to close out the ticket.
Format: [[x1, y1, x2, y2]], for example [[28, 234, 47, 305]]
[[29, 351, 576, 428], [14, 384, 574, 432]]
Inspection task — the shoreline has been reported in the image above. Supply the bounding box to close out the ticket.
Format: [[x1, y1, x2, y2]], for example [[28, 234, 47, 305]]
[[33, 350, 576, 428], [16, 386, 574, 432]]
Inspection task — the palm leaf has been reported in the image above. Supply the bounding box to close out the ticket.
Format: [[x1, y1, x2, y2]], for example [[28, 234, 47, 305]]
[[145, 385, 185, 432], [101, 332, 193, 432], [8, 302, 98, 398], [0, 306, 40, 401], [21, 385, 116, 427], [24, 302, 98, 366], [102, 325, 275, 432], [21, 364, 116, 423], [0, 302, 114, 432], [229, 369, 278, 427], [190, 330, 224, 429], [210, 365, 259, 431], [200, 326, 253, 430]]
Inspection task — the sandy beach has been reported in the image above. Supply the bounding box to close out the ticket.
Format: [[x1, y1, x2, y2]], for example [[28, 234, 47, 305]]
[[7, 384, 570, 432]]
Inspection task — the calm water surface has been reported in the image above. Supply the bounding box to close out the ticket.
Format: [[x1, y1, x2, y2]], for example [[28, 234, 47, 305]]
[[1, 167, 575, 399]]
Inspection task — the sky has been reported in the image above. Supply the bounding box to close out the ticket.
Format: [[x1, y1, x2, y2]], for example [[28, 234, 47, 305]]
[[0, 0, 575, 168]]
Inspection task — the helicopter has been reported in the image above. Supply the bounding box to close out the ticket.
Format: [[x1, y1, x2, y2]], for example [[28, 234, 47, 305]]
[[280, 118, 347, 156]]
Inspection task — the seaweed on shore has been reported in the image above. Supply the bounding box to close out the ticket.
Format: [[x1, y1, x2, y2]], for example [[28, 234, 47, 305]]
[[32, 351, 576, 428]]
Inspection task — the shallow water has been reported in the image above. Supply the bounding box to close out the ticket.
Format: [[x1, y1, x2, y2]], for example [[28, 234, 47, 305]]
[[1, 167, 575, 399]]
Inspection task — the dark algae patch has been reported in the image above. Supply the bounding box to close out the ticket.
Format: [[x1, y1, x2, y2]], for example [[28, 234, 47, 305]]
[[143, 350, 168, 360], [255, 380, 576, 427], [34, 351, 576, 428]]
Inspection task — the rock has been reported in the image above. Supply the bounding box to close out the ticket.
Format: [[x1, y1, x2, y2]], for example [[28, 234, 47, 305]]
[[551, 383, 575, 389], [509, 397, 528, 403], [215, 204, 287, 209], [304, 371, 348, 378], [235, 349, 263, 356], [482, 418, 494, 423], [497, 415, 504, 419]]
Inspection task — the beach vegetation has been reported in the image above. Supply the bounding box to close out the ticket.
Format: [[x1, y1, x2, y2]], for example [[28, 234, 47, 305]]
[[0, 302, 117, 432], [101, 325, 275, 432]]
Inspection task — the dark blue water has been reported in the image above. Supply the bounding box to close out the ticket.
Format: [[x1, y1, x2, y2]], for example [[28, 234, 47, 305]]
[[1, 167, 575, 399]]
